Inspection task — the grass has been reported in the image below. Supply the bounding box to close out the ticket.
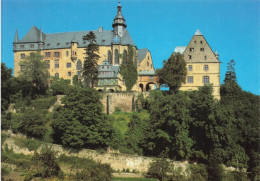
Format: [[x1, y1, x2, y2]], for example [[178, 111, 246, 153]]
[[112, 177, 157, 181], [108, 110, 150, 135], [14, 137, 42, 151]]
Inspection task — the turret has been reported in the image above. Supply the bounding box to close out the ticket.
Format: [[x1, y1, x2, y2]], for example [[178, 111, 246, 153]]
[[13, 29, 19, 51], [71, 36, 78, 61], [112, 1, 127, 37], [215, 50, 219, 60]]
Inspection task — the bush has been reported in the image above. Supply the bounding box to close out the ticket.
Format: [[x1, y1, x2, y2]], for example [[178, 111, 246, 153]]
[[32, 145, 63, 178], [18, 109, 47, 139], [188, 164, 208, 181], [1, 113, 11, 130], [14, 138, 42, 151], [146, 158, 170, 181], [50, 78, 71, 96], [30, 96, 57, 110]]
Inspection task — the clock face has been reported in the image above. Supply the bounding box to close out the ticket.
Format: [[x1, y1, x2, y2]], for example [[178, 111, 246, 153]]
[[113, 36, 120, 43]]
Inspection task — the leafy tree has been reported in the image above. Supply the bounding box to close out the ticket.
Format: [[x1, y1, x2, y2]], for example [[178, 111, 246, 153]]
[[224, 59, 237, 84], [19, 51, 48, 98], [119, 46, 138, 91], [73, 75, 83, 87], [124, 114, 149, 154], [156, 53, 187, 93], [51, 86, 115, 149], [146, 158, 171, 181], [49, 77, 71, 95], [146, 90, 193, 160], [83, 31, 100, 87], [1, 63, 13, 111]]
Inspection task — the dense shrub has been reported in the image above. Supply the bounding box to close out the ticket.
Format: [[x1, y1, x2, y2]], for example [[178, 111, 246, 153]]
[[30, 96, 57, 110], [18, 109, 47, 139], [14, 138, 42, 151], [1, 112, 11, 130], [146, 158, 171, 181], [49, 77, 71, 96], [32, 145, 63, 178], [188, 164, 208, 181]]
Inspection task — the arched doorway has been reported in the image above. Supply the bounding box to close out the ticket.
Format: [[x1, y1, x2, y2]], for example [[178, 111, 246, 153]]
[[109, 89, 114, 92], [146, 82, 156, 91], [98, 89, 103, 92], [139, 83, 144, 92]]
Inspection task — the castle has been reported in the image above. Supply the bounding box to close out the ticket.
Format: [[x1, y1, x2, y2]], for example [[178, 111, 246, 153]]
[[13, 2, 220, 98]]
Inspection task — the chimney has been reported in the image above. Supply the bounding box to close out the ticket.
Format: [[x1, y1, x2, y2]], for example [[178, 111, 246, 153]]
[[99, 27, 103, 32]]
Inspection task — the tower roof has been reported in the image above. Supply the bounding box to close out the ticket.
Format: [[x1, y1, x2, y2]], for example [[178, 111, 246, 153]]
[[194, 29, 203, 36], [20, 26, 46, 43], [39, 29, 43, 42], [14, 29, 19, 43]]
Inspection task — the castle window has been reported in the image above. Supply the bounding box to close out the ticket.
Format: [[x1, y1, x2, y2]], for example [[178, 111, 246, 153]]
[[45, 52, 50, 57], [20, 45, 24, 48], [114, 49, 119, 64], [188, 55, 192, 60], [66, 42, 69, 45], [55, 60, 59, 68], [190, 48, 194, 52], [200, 48, 204, 51], [66, 51, 69, 56], [148, 56, 150, 60], [57, 43, 60, 46], [108, 51, 112, 64], [147, 62, 149, 66], [108, 79, 111, 83], [47, 44, 50, 47], [20, 65, 25, 71], [194, 41, 196, 44], [67, 62, 71, 68], [76, 60, 82, 70], [20, 53, 25, 59], [204, 65, 209, 71], [187, 76, 193, 83], [54, 52, 60, 57], [203, 76, 210, 83], [188, 65, 192, 71], [123, 50, 127, 64], [200, 41, 203, 44], [30, 44, 34, 48], [204, 55, 207, 60], [46, 60, 50, 69], [67, 72, 71, 77]]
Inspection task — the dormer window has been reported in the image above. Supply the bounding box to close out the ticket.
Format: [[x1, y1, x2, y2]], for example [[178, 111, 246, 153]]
[[190, 48, 194, 52], [200, 41, 203, 44], [57, 43, 60, 46], [20, 45, 24, 48], [102, 40, 105, 43], [30, 44, 34, 48], [66, 42, 69, 45], [83, 41, 86, 44], [47, 44, 50, 47], [194, 41, 196, 44]]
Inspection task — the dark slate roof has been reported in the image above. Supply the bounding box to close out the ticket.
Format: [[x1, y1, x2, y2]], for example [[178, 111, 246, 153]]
[[16, 26, 135, 50], [138, 48, 149, 63], [20, 26, 46, 43]]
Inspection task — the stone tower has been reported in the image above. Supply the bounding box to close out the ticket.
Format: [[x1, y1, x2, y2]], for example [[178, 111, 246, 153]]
[[112, 1, 127, 37]]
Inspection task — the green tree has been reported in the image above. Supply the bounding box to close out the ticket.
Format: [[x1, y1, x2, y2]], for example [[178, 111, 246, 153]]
[[51, 86, 115, 149], [19, 51, 48, 98], [83, 31, 100, 87], [49, 77, 71, 95], [146, 158, 171, 181], [156, 53, 187, 93], [1, 63, 13, 111], [146, 90, 193, 160], [224, 59, 237, 84], [119, 46, 138, 91]]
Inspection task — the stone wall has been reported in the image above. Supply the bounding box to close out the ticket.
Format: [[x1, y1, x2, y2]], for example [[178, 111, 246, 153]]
[[100, 92, 150, 114], [2, 131, 189, 174]]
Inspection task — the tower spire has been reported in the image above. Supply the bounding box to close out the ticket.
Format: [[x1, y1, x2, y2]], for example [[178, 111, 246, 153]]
[[112, 1, 127, 37], [14, 29, 19, 43]]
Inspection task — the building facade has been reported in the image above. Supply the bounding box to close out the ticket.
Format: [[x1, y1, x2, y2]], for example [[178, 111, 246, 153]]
[[13, 2, 157, 92], [174, 30, 220, 99]]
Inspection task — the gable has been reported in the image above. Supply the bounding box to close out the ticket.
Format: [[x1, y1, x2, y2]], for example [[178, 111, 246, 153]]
[[183, 34, 219, 63]]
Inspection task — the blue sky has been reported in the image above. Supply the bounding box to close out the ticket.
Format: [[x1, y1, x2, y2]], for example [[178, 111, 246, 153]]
[[2, 0, 260, 95]]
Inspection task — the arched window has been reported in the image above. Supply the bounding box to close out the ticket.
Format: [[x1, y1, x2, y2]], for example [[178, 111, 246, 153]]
[[114, 49, 119, 64], [77, 60, 82, 70], [123, 50, 127, 64], [108, 50, 112, 64]]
